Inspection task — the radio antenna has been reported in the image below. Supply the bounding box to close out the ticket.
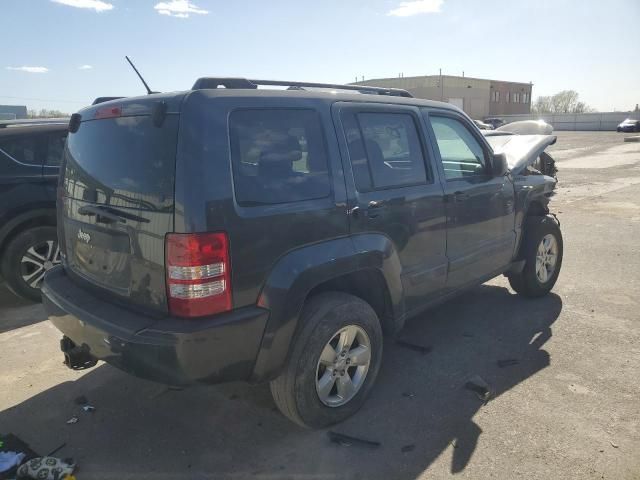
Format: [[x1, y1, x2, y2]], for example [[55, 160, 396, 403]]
[[125, 56, 157, 95]]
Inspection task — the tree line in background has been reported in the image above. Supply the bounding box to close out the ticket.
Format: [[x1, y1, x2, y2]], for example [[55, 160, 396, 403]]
[[531, 90, 595, 114], [27, 108, 70, 118]]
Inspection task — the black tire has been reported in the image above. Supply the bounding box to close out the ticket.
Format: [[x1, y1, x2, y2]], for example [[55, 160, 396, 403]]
[[269, 292, 383, 429], [1, 226, 59, 302], [508, 215, 563, 298]]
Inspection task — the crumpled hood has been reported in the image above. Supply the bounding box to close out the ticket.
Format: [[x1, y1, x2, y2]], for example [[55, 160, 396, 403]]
[[484, 134, 557, 174]]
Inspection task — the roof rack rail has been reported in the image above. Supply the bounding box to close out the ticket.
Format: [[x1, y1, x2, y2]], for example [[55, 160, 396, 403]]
[[191, 77, 413, 98]]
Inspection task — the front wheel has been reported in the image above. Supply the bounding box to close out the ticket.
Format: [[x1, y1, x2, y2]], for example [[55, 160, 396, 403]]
[[508, 216, 563, 298], [270, 292, 383, 428]]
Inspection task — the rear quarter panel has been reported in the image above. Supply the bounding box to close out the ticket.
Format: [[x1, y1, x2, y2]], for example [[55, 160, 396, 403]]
[[174, 92, 350, 309]]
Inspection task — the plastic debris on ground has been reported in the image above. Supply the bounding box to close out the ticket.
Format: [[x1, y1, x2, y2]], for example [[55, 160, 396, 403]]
[[396, 340, 433, 355], [327, 431, 380, 449], [497, 359, 519, 368], [66, 417, 79, 425], [0, 451, 25, 473], [16, 456, 76, 480], [0, 433, 39, 480], [464, 375, 492, 402]]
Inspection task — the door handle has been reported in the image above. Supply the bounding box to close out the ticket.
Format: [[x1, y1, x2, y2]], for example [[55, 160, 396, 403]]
[[366, 200, 385, 218], [453, 191, 470, 202]]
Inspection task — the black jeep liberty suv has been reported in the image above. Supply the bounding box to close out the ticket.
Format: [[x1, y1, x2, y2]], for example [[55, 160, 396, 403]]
[[42, 78, 562, 428]]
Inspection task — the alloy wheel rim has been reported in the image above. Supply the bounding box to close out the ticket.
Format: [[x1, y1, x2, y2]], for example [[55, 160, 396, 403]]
[[20, 240, 61, 289], [535, 234, 558, 284], [315, 325, 371, 407]]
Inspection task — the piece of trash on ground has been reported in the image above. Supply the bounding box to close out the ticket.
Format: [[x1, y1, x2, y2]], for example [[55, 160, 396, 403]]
[[16, 456, 76, 480], [327, 431, 380, 449], [609, 440, 619, 448], [46, 443, 66, 457], [401, 444, 415, 453], [465, 375, 492, 402], [66, 416, 79, 425], [497, 359, 519, 368], [0, 451, 26, 474], [82, 405, 96, 413], [150, 385, 184, 400], [396, 340, 432, 355]]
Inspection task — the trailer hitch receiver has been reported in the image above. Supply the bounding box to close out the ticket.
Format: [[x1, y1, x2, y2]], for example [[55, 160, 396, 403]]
[[60, 336, 98, 370]]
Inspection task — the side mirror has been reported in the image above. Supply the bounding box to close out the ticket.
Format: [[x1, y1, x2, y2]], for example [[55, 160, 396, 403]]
[[491, 153, 509, 176]]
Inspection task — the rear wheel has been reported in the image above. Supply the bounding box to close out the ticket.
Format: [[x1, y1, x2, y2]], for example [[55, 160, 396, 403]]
[[508, 216, 563, 298], [270, 292, 383, 428], [1, 226, 60, 302]]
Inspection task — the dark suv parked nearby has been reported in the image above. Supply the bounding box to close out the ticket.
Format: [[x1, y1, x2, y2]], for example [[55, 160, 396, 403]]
[[42, 79, 563, 428], [0, 119, 68, 300]]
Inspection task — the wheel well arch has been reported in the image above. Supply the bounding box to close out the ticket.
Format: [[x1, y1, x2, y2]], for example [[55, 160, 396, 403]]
[[0, 210, 57, 255], [306, 269, 396, 335], [526, 200, 548, 217]]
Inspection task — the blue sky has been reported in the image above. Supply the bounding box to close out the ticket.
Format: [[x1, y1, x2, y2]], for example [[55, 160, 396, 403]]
[[2, 0, 639, 113]]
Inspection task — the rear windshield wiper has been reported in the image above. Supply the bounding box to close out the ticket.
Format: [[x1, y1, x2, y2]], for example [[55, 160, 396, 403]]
[[78, 205, 150, 224]]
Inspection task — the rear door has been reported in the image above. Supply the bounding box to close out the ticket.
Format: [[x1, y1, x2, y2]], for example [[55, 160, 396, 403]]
[[333, 102, 447, 313], [61, 107, 179, 314], [423, 109, 515, 290]]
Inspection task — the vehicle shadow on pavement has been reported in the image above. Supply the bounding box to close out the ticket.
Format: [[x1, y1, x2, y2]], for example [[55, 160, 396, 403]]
[[0, 284, 562, 479], [0, 285, 47, 334]]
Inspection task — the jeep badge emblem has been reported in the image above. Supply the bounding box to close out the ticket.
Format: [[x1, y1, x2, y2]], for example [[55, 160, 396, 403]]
[[77, 229, 91, 244]]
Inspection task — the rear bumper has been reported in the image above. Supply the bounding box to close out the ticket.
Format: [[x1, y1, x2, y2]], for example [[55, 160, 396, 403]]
[[42, 266, 269, 386]]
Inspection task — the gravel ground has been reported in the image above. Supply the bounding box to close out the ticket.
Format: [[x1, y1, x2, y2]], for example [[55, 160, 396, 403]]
[[1, 131, 639, 480]]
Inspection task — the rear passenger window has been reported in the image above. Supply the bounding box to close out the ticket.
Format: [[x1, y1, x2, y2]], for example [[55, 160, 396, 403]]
[[0, 135, 39, 164], [343, 112, 427, 191], [230, 109, 331, 206]]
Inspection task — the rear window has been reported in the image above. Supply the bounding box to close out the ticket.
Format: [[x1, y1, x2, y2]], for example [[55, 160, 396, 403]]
[[64, 115, 178, 210], [229, 109, 331, 206]]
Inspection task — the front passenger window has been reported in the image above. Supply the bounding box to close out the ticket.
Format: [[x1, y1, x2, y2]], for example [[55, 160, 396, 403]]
[[429, 116, 487, 180]]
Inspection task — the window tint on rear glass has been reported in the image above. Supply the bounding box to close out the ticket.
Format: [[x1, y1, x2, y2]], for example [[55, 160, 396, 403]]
[[429, 116, 487, 180], [0, 135, 39, 165], [343, 111, 427, 191], [229, 109, 331, 206], [64, 115, 178, 211]]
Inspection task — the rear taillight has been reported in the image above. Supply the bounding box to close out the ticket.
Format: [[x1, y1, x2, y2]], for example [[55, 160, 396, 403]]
[[165, 233, 232, 318]]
